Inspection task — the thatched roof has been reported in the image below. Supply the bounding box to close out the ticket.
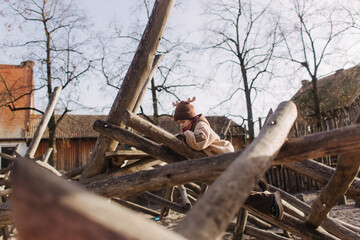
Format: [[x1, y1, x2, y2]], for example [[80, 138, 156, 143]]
[[291, 64, 360, 120], [26, 114, 244, 139]]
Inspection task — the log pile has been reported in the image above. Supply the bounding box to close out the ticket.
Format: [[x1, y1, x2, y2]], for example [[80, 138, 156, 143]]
[[2, 1, 360, 239]]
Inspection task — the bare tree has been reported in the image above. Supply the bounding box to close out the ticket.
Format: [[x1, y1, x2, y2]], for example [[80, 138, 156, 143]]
[[278, 0, 356, 132], [3, 0, 94, 166], [202, 0, 281, 142], [98, 0, 198, 124]]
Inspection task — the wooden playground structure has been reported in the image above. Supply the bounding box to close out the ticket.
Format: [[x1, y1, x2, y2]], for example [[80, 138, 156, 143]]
[[0, 1, 360, 239]]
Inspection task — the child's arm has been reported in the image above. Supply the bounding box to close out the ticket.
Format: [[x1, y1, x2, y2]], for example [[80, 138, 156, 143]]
[[183, 122, 214, 151]]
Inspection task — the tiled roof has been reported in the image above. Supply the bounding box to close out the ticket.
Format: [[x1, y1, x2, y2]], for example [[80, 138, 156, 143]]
[[26, 114, 244, 139]]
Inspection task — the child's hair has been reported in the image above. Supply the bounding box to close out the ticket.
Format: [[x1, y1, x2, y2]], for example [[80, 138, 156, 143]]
[[173, 97, 197, 121]]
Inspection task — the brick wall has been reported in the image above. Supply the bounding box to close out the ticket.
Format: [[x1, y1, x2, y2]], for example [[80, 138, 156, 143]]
[[0, 61, 34, 138]]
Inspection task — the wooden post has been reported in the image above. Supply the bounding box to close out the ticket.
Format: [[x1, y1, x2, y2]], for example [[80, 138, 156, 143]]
[[93, 120, 184, 164], [232, 208, 248, 240], [177, 185, 192, 210], [11, 156, 187, 240], [42, 148, 53, 163], [175, 101, 297, 240], [306, 114, 360, 227], [122, 110, 206, 159], [81, 0, 174, 181], [25, 87, 61, 158]]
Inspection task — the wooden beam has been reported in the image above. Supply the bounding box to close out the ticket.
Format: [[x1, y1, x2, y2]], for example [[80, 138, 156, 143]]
[[175, 101, 297, 240], [269, 185, 360, 240], [122, 110, 206, 159], [306, 115, 360, 227], [285, 160, 360, 201], [11, 156, 187, 240], [25, 86, 61, 158], [275, 122, 360, 164], [141, 192, 187, 214], [111, 198, 160, 217], [177, 185, 192, 210], [92, 120, 184, 163], [81, 0, 175, 181]]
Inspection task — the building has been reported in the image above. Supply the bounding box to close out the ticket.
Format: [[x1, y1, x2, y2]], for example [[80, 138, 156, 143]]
[[291, 64, 360, 136], [0, 61, 246, 172]]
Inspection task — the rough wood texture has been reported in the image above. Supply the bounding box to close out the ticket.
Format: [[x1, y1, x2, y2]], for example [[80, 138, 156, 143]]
[[232, 208, 248, 240], [269, 185, 360, 240], [275, 123, 360, 164], [81, 0, 175, 181], [93, 120, 184, 164], [306, 115, 360, 227], [11, 156, 186, 240], [227, 224, 291, 240], [111, 198, 160, 217], [177, 185, 192, 210], [85, 152, 238, 197], [285, 159, 360, 201], [175, 101, 297, 240], [0, 203, 11, 228], [141, 192, 187, 214], [122, 110, 206, 159], [25, 86, 62, 158]]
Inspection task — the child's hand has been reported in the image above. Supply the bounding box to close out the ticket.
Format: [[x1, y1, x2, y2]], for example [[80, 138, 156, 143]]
[[175, 133, 185, 142]]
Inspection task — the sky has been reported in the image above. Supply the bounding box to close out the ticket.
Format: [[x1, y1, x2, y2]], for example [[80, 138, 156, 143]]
[[1, 0, 359, 133]]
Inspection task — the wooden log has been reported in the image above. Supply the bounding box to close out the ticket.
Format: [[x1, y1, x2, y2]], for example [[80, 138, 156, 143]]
[[285, 160, 360, 201], [35, 160, 62, 176], [111, 198, 160, 217], [93, 120, 185, 164], [226, 224, 291, 240], [141, 192, 187, 214], [232, 208, 248, 240], [122, 110, 206, 159], [42, 148, 53, 163], [247, 214, 272, 230], [85, 152, 239, 197], [269, 185, 360, 240], [11, 156, 187, 240], [175, 101, 297, 240], [62, 166, 85, 180], [306, 149, 360, 227], [83, 157, 161, 185], [25, 87, 61, 158], [0, 203, 11, 229], [159, 187, 174, 219], [307, 114, 360, 227], [177, 185, 192, 210], [275, 123, 360, 164], [243, 208, 337, 240], [81, 0, 175, 181]]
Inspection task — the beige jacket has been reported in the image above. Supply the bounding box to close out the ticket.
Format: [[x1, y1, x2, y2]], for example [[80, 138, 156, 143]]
[[183, 115, 234, 156]]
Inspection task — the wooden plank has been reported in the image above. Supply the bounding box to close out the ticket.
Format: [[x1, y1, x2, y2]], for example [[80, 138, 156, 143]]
[[111, 198, 160, 217], [306, 114, 360, 227], [122, 110, 206, 159], [81, 0, 175, 181], [175, 101, 297, 240], [25, 86, 62, 158], [11, 156, 187, 240]]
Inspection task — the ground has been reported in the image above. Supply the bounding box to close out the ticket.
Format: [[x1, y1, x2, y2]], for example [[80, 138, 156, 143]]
[[144, 190, 360, 239]]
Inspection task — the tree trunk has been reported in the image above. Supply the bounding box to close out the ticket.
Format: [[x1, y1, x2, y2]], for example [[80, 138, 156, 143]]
[[151, 78, 159, 125], [47, 114, 57, 167], [311, 77, 323, 132]]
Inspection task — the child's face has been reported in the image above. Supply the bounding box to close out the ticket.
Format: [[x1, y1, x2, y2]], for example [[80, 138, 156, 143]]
[[177, 119, 192, 129]]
